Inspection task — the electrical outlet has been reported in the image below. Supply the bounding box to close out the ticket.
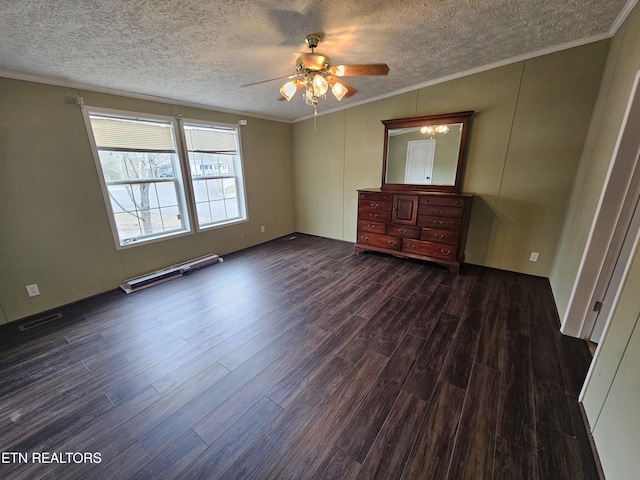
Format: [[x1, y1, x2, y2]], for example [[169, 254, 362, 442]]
[[529, 252, 539, 262], [26, 284, 40, 297], [261, 225, 265, 233]]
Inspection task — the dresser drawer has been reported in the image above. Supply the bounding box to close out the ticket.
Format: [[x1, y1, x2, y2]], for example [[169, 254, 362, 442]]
[[420, 228, 459, 245], [357, 232, 401, 251], [358, 220, 386, 234], [419, 196, 466, 207], [403, 239, 458, 260], [358, 198, 392, 224], [358, 208, 392, 223], [419, 205, 464, 218], [417, 215, 463, 231], [358, 191, 393, 202], [387, 225, 420, 239]]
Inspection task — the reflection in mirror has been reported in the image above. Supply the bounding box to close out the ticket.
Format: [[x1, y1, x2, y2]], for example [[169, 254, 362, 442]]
[[381, 111, 473, 193], [385, 123, 463, 186]]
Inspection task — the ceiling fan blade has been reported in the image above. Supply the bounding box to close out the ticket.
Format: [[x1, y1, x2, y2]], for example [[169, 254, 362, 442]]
[[330, 64, 390, 77], [242, 74, 301, 88]]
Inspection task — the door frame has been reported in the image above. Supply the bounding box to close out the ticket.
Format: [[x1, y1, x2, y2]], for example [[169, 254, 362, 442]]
[[561, 71, 640, 341]]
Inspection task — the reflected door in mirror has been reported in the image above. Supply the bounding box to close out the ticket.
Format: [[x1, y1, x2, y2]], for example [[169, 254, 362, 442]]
[[405, 140, 435, 184]]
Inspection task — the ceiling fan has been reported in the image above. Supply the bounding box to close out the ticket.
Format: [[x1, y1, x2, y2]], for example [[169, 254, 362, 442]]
[[249, 34, 390, 116]]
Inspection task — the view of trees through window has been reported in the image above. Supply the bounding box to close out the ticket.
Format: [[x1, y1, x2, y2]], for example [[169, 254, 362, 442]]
[[98, 150, 182, 243]]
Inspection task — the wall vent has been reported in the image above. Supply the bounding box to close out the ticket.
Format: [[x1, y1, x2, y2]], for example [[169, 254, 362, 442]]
[[19, 313, 63, 331]]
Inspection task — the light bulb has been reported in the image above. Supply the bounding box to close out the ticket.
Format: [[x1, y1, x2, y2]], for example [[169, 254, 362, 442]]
[[280, 81, 298, 101], [331, 82, 348, 101], [304, 88, 315, 106], [311, 74, 328, 96]]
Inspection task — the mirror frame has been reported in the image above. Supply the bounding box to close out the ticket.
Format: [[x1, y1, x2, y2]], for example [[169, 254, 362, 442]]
[[381, 111, 473, 192]]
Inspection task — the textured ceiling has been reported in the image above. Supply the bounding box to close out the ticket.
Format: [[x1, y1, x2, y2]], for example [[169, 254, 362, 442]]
[[0, 0, 634, 122]]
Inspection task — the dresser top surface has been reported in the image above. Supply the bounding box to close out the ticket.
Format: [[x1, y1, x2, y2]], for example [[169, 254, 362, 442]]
[[358, 188, 474, 198]]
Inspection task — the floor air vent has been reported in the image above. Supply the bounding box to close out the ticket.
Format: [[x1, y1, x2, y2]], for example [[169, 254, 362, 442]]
[[19, 313, 63, 331], [120, 254, 222, 294]]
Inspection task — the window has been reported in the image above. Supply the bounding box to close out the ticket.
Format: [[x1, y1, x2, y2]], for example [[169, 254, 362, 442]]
[[83, 108, 247, 248], [183, 122, 246, 229]]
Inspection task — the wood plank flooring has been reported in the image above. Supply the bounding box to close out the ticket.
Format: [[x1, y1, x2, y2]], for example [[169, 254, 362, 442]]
[[0, 233, 599, 479]]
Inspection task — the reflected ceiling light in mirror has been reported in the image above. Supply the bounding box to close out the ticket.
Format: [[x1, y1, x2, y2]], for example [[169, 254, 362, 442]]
[[420, 124, 450, 137]]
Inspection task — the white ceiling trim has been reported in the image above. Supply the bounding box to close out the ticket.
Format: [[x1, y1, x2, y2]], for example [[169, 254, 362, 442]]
[[0, 69, 287, 124], [610, 0, 640, 34], [295, 31, 614, 122]]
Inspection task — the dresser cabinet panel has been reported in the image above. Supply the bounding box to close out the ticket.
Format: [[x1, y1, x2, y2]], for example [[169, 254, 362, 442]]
[[392, 195, 419, 225], [355, 189, 473, 274]]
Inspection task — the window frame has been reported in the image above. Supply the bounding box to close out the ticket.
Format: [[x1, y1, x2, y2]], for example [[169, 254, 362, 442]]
[[178, 118, 248, 232], [82, 106, 249, 250]]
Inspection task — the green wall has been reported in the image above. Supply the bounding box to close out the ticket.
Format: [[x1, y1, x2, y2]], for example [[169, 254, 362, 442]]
[[293, 41, 609, 276], [554, 4, 640, 478], [0, 78, 294, 323]]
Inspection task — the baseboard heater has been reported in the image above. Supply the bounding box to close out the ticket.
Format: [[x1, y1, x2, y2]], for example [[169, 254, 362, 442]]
[[119, 254, 223, 294]]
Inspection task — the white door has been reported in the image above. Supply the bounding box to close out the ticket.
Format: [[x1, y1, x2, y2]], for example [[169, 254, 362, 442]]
[[405, 140, 436, 184], [590, 188, 640, 342]]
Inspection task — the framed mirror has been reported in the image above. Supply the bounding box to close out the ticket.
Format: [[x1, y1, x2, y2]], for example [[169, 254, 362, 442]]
[[381, 111, 473, 192]]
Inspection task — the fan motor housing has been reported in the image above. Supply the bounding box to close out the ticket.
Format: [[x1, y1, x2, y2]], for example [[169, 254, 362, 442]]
[[297, 53, 330, 72]]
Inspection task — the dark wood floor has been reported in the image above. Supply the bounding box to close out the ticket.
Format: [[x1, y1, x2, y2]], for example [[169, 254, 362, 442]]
[[0, 234, 599, 479]]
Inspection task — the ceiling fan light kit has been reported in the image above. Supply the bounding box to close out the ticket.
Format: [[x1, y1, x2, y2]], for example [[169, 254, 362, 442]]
[[277, 34, 390, 116]]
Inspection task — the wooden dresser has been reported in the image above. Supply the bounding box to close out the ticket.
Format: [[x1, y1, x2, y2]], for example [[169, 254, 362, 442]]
[[355, 188, 473, 274]]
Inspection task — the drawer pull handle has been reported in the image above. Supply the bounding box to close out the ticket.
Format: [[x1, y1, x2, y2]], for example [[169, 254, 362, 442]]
[[388, 241, 397, 247], [436, 209, 446, 215], [433, 221, 444, 226], [370, 202, 379, 207], [436, 234, 444, 239], [399, 229, 407, 235], [440, 249, 451, 256], [368, 224, 376, 229], [370, 214, 379, 219], [361, 236, 369, 242], [407, 244, 416, 250]]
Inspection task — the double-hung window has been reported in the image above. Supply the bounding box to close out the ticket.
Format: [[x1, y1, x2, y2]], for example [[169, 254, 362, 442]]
[[83, 107, 247, 249], [183, 122, 246, 229]]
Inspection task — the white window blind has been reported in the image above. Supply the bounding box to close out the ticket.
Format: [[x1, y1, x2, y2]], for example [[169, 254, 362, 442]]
[[89, 117, 176, 152]]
